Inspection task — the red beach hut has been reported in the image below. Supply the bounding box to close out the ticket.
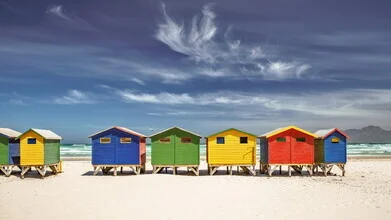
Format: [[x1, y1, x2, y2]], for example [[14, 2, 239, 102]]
[[259, 126, 317, 176]]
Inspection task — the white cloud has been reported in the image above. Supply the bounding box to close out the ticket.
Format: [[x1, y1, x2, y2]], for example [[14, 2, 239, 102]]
[[156, 4, 313, 81], [115, 89, 391, 119], [53, 90, 96, 105], [46, 5, 97, 31], [156, 3, 217, 63], [9, 99, 27, 106], [129, 78, 146, 86], [263, 61, 311, 80], [46, 5, 72, 21]]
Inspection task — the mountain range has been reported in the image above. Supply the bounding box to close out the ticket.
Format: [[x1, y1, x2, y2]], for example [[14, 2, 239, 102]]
[[344, 126, 391, 143]]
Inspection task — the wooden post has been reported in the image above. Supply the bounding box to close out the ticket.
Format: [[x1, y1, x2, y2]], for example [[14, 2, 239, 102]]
[[279, 166, 282, 174], [288, 166, 291, 177], [173, 167, 177, 175], [113, 166, 117, 176]]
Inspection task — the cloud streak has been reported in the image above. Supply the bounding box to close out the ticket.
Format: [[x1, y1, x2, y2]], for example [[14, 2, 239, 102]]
[[116, 89, 391, 118], [156, 3, 313, 81], [53, 90, 96, 105]]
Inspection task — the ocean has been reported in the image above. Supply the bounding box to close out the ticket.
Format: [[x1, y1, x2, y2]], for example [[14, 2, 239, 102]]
[[61, 143, 391, 158]]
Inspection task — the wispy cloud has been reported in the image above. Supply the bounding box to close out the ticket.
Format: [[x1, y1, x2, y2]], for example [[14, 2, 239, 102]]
[[46, 4, 97, 31], [116, 89, 391, 118], [156, 3, 312, 81], [156, 3, 217, 63], [53, 90, 96, 105], [129, 78, 146, 86], [9, 99, 28, 106], [46, 5, 71, 21]]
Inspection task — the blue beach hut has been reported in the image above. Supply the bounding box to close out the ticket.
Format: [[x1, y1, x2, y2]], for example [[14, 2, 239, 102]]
[[314, 128, 349, 176], [89, 126, 147, 176], [0, 128, 22, 176]]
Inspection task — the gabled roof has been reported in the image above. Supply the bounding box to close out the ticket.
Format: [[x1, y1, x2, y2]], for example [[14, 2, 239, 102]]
[[18, 128, 62, 140], [149, 126, 201, 138], [89, 126, 147, 138], [259, 126, 317, 138], [206, 128, 257, 138], [0, 128, 21, 138], [314, 128, 349, 139]]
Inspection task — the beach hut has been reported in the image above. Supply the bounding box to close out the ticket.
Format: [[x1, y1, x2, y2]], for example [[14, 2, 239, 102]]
[[150, 127, 201, 175], [18, 128, 62, 179], [206, 128, 257, 176], [0, 128, 21, 176], [89, 126, 147, 176], [314, 128, 349, 176], [259, 126, 317, 176]]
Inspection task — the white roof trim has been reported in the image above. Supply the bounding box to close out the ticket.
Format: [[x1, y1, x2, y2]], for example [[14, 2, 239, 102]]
[[0, 128, 21, 138]]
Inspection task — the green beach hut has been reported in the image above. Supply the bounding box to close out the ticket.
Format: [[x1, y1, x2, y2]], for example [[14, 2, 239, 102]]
[[150, 127, 201, 175]]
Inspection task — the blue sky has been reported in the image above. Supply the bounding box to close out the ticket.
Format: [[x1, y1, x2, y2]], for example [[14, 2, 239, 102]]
[[1, 0, 391, 143]]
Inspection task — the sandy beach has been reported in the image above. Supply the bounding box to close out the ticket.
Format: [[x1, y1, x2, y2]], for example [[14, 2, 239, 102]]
[[1, 159, 391, 220]]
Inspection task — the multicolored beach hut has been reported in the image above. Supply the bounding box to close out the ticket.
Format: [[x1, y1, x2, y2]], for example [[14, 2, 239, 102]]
[[206, 128, 257, 176], [259, 126, 317, 176], [18, 128, 62, 179], [0, 128, 21, 176], [314, 128, 349, 176], [150, 127, 201, 175], [89, 126, 147, 176]]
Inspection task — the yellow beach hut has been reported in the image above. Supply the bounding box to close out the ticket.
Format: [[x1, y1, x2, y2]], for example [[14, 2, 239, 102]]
[[18, 128, 62, 179], [206, 128, 257, 175]]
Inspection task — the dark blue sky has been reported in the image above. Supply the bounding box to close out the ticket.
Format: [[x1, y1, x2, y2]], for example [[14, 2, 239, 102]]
[[1, 0, 391, 143]]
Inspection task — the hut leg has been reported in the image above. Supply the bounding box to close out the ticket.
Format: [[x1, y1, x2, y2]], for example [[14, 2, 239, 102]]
[[21, 166, 30, 179], [267, 165, 272, 177], [173, 167, 177, 175], [321, 164, 327, 176], [307, 165, 313, 176], [226, 166, 229, 174], [327, 165, 333, 174], [229, 166, 233, 175], [210, 166, 218, 176], [288, 166, 291, 177], [135, 166, 140, 175], [279, 166, 282, 174], [0, 166, 12, 177], [165, 167, 168, 173], [113, 166, 117, 176], [237, 166, 240, 173], [120, 167, 123, 174], [36, 166, 47, 178]]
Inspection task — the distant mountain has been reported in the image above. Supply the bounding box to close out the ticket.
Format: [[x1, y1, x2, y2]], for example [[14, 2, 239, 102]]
[[345, 126, 391, 143]]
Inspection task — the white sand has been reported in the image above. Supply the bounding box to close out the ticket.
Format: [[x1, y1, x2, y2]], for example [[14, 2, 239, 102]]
[[1, 160, 391, 220]]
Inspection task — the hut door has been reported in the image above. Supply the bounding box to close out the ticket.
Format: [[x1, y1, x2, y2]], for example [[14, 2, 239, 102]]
[[269, 131, 291, 164]]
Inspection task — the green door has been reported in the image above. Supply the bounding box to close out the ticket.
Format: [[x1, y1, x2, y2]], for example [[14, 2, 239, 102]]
[[174, 131, 199, 165], [0, 136, 9, 164], [151, 133, 175, 165]]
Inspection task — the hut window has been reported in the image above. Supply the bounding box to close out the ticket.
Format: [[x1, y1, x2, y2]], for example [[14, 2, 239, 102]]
[[240, 137, 248, 144], [181, 137, 192, 143], [296, 137, 306, 142], [160, 138, 170, 143], [277, 137, 286, 142], [216, 137, 225, 144], [120, 137, 132, 143], [331, 137, 340, 143], [100, 138, 111, 144], [27, 138, 36, 144]]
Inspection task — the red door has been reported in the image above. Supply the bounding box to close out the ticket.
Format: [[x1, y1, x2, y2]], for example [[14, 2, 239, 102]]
[[268, 130, 291, 164], [290, 130, 314, 164]]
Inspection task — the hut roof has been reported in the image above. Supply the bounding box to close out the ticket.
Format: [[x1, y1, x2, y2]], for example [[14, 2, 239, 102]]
[[17, 128, 62, 140], [259, 126, 317, 138], [206, 128, 257, 138], [0, 128, 21, 138], [89, 126, 147, 138], [149, 126, 201, 138], [314, 128, 349, 139]]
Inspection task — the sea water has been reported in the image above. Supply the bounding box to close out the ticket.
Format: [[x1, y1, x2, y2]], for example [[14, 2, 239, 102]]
[[60, 143, 391, 158]]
